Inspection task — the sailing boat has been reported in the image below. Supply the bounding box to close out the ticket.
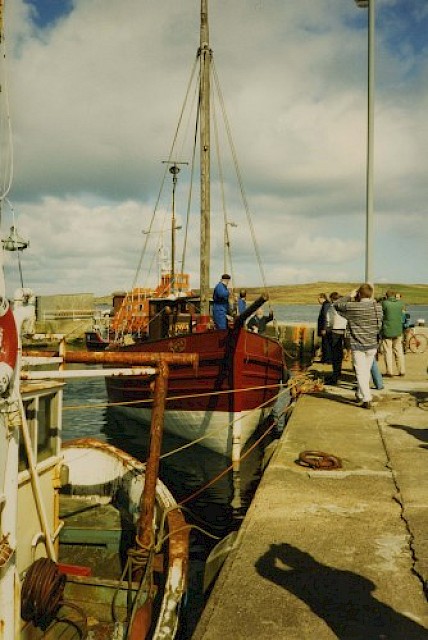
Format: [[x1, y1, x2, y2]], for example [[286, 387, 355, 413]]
[[105, 0, 285, 460]]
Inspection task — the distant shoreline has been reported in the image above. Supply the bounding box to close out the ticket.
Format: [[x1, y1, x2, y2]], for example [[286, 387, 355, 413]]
[[235, 283, 428, 305], [95, 282, 428, 306]]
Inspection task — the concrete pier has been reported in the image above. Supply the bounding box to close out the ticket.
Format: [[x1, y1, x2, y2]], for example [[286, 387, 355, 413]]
[[193, 347, 428, 638]]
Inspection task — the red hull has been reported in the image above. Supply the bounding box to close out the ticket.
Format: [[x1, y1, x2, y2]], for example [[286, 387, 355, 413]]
[[106, 327, 284, 413]]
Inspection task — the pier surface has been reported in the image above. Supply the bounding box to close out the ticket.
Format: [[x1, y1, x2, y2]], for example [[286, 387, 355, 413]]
[[193, 347, 428, 639]]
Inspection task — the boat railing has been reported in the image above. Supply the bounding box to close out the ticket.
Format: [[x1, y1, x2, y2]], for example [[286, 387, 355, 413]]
[[21, 348, 199, 380], [42, 309, 94, 321]]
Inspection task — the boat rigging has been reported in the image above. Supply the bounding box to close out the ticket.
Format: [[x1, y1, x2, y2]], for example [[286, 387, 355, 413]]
[[105, 0, 286, 463]]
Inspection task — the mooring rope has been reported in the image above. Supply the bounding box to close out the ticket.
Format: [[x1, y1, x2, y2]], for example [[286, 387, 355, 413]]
[[178, 415, 279, 506], [152, 409, 285, 545], [131, 55, 199, 291], [61, 381, 284, 411], [111, 537, 155, 624], [61, 372, 318, 413], [59, 373, 320, 459]]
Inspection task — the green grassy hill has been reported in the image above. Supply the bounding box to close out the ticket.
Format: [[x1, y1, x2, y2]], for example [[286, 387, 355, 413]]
[[96, 283, 428, 306], [244, 283, 428, 305]]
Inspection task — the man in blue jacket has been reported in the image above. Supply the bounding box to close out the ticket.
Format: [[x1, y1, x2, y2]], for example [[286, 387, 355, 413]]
[[212, 274, 231, 329], [237, 289, 247, 315]]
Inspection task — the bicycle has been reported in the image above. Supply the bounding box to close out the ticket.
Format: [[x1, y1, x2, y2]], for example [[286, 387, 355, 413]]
[[404, 326, 427, 354]]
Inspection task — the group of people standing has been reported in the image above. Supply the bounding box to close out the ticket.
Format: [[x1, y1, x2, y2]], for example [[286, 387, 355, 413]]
[[318, 286, 406, 409], [213, 277, 408, 410]]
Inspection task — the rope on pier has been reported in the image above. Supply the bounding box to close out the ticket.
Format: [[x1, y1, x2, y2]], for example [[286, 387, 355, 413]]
[[296, 450, 342, 471]]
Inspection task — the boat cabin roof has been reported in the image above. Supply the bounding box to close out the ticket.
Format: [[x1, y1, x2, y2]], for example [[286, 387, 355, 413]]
[[148, 295, 201, 311]]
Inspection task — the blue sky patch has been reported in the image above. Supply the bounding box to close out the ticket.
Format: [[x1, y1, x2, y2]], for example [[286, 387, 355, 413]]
[[24, 0, 74, 29]]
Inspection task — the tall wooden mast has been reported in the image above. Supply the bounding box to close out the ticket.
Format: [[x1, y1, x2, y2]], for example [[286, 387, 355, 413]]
[[199, 0, 211, 315]]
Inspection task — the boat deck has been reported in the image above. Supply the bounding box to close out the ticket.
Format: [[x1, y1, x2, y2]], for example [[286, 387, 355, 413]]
[[59, 495, 133, 578], [43, 616, 124, 640], [39, 495, 136, 639]]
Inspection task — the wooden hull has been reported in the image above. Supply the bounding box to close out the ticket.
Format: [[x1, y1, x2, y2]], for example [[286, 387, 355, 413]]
[[106, 327, 284, 455]]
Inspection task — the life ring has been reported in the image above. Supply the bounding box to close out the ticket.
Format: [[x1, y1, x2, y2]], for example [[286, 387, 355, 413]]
[[0, 298, 18, 393]]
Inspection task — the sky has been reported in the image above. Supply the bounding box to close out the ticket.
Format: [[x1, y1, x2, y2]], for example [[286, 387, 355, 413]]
[[0, 0, 427, 298]]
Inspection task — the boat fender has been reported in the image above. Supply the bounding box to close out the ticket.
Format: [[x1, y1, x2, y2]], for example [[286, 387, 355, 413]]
[[0, 297, 18, 394], [59, 463, 70, 487]]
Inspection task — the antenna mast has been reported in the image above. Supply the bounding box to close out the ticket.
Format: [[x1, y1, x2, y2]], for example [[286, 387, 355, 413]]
[[199, 0, 211, 315]]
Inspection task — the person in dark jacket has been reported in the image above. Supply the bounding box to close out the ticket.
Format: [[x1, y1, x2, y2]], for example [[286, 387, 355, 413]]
[[212, 274, 231, 329], [381, 290, 405, 376], [248, 307, 273, 334], [324, 292, 347, 384], [317, 293, 332, 363]]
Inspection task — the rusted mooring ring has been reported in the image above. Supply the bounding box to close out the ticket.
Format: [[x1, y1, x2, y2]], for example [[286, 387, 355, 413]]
[[296, 450, 342, 470]]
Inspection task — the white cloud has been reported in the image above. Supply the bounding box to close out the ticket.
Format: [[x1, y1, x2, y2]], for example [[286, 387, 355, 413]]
[[285, 236, 362, 264], [1, 0, 427, 298]]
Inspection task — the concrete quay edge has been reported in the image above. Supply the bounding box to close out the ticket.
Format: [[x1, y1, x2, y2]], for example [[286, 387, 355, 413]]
[[193, 350, 428, 640]]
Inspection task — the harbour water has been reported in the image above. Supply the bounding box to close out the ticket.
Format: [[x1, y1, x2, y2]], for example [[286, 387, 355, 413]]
[[272, 303, 428, 325]]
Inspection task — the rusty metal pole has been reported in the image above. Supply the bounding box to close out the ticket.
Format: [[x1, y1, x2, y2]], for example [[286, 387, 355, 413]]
[[137, 358, 169, 549], [59, 350, 198, 370], [128, 359, 170, 639]]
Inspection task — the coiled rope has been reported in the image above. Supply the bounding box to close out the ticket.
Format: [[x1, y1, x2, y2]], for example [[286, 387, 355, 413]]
[[296, 450, 342, 471], [21, 557, 88, 636], [21, 558, 66, 629], [112, 539, 155, 623]]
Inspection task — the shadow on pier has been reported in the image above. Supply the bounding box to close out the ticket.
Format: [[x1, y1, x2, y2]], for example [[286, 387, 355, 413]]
[[255, 543, 427, 639]]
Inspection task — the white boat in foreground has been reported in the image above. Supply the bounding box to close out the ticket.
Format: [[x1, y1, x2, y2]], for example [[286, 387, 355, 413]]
[[0, 1, 190, 634], [0, 291, 189, 640]]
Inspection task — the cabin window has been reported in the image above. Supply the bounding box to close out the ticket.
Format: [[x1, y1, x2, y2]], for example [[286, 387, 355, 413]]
[[18, 393, 58, 471], [37, 394, 57, 463], [19, 399, 36, 472]]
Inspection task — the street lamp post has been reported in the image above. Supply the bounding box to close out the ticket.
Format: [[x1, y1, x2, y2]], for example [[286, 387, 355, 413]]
[[161, 161, 188, 293], [354, 0, 375, 283]]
